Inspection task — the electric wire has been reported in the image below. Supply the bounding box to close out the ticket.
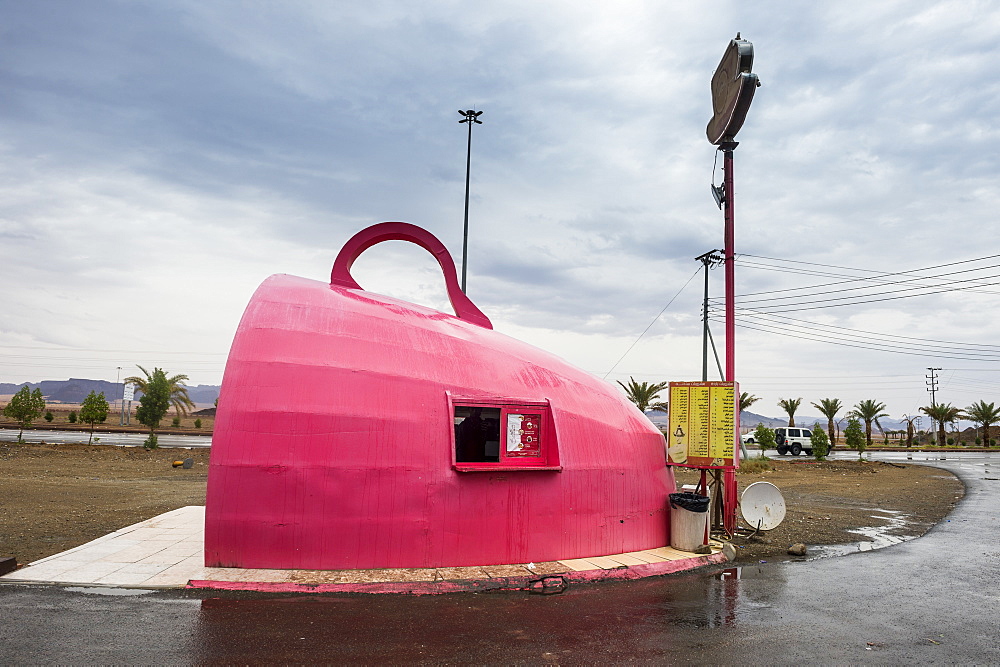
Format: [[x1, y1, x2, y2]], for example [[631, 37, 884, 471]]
[[704, 253, 1000, 316], [711, 308, 1000, 354], [602, 267, 700, 379], [710, 262, 1000, 311], [729, 260, 1000, 300], [713, 314, 1000, 361]]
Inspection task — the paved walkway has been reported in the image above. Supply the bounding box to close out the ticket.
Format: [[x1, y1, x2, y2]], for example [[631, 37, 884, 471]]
[[1, 507, 728, 593]]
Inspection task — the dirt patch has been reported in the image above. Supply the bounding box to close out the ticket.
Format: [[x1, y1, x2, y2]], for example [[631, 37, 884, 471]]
[[0, 442, 209, 565], [0, 443, 964, 568], [675, 459, 964, 563]]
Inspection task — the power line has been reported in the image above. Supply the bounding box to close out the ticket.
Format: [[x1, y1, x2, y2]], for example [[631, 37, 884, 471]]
[[739, 252, 1000, 282], [602, 267, 701, 379], [729, 262, 1000, 305], [718, 309, 1000, 353], [714, 273, 1000, 313], [0, 344, 225, 356], [718, 316, 1000, 361]]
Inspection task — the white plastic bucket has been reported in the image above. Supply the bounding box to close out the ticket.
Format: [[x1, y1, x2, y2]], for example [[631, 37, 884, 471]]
[[669, 493, 709, 552]]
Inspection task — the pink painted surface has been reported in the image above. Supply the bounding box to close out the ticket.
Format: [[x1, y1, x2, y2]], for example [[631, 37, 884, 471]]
[[205, 222, 674, 570]]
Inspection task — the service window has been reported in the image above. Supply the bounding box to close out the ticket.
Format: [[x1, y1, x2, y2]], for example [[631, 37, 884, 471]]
[[454, 406, 501, 463], [452, 400, 560, 471]]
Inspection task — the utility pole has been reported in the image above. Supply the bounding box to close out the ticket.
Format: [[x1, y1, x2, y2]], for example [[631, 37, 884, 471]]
[[458, 109, 483, 294], [116, 366, 123, 426], [926, 367, 942, 445], [926, 367, 941, 406], [695, 250, 724, 381]]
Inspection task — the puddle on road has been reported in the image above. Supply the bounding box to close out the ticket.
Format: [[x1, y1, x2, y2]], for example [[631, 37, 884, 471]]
[[64, 586, 154, 596], [808, 509, 916, 559]]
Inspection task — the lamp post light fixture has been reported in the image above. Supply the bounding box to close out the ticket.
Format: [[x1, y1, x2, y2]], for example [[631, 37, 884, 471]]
[[458, 108, 483, 294]]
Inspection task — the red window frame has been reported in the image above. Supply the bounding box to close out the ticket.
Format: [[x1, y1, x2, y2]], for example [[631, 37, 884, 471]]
[[448, 394, 562, 472]]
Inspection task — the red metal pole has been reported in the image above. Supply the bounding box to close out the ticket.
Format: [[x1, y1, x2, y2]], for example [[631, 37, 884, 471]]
[[723, 144, 736, 382], [722, 143, 738, 535]]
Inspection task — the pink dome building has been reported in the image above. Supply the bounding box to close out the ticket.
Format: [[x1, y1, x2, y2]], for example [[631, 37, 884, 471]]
[[205, 223, 676, 570]]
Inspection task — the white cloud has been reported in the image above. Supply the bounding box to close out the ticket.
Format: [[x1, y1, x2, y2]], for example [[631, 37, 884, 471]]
[[2, 1, 1000, 417]]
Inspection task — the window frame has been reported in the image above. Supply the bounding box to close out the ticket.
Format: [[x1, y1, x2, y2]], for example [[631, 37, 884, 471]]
[[447, 393, 562, 472]]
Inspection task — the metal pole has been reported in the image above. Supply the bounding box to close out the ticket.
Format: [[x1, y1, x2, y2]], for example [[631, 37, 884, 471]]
[[462, 119, 472, 293], [702, 259, 710, 382], [720, 141, 738, 536], [458, 109, 483, 294], [721, 142, 737, 382], [117, 366, 124, 426], [926, 367, 942, 444], [926, 367, 941, 406], [695, 250, 722, 382]]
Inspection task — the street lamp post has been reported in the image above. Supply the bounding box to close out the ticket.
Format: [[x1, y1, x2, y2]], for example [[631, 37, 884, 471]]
[[458, 109, 483, 294]]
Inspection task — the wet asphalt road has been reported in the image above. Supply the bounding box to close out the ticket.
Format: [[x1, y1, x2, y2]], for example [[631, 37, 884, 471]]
[[1, 452, 997, 664]]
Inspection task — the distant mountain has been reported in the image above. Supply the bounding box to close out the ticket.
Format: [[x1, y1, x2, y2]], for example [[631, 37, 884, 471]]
[[0, 378, 220, 406]]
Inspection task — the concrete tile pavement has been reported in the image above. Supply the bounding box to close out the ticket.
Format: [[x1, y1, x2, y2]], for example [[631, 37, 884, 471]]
[[1, 506, 729, 593]]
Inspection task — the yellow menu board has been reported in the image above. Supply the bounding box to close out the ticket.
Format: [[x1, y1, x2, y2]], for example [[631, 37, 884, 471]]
[[666, 381, 738, 468]]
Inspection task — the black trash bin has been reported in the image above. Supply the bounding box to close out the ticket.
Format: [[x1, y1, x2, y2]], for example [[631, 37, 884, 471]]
[[668, 492, 709, 551]]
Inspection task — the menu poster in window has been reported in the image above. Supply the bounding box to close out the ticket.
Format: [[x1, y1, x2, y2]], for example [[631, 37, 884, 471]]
[[666, 381, 738, 468], [505, 413, 542, 457]]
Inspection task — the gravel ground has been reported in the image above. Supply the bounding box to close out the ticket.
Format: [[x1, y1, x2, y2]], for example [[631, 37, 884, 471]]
[[0, 443, 963, 567], [676, 458, 964, 562]]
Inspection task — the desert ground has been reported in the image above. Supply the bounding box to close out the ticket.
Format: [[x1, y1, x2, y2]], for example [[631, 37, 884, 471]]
[[0, 441, 963, 568]]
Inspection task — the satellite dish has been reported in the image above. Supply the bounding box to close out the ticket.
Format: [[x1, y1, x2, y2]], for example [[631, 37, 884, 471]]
[[740, 481, 786, 530]]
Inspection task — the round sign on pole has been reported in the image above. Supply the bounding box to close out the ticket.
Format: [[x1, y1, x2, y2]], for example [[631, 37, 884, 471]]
[[706, 35, 759, 145]]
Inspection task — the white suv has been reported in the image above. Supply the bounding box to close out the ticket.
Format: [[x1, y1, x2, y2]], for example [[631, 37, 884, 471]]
[[775, 427, 813, 456]]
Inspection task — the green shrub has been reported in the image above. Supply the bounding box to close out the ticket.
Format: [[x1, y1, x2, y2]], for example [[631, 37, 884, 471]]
[[753, 424, 776, 456], [68, 411, 77, 423], [143, 434, 158, 450], [738, 458, 772, 473], [947, 437, 955, 446], [844, 417, 866, 459], [975, 437, 982, 446], [194, 418, 202, 429], [44, 411, 53, 422], [810, 422, 829, 460], [992, 439, 997, 447], [171, 416, 181, 428]]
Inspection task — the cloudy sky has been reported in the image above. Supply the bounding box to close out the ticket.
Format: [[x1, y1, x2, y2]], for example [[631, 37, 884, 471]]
[[3, 0, 1000, 423]]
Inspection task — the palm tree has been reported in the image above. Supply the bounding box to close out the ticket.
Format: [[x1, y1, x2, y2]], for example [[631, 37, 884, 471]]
[[777, 398, 802, 427], [811, 398, 843, 451], [739, 392, 760, 413], [920, 403, 962, 447], [617, 377, 669, 413], [900, 414, 918, 447], [850, 399, 889, 449], [964, 401, 1000, 447], [124, 365, 196, 418]]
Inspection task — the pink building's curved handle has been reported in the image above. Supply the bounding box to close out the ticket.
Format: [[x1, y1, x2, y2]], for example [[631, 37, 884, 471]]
[[330, 222, 493, 330]]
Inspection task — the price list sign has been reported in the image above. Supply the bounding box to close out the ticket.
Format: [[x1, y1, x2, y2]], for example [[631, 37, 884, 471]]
[[666, 381, 739, 468]]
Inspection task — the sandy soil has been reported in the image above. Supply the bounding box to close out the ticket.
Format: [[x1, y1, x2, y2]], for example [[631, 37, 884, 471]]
[[676, 459, 964, 562], [0, 443, 963, 567]]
